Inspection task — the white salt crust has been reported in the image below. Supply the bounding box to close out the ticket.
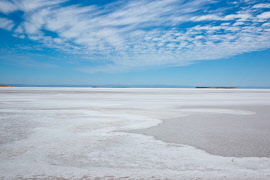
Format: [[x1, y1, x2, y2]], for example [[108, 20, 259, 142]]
[[0, 88, 270, 180]]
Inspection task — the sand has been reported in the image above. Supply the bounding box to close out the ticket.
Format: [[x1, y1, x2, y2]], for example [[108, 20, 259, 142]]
[[0, 87, 270, 180]]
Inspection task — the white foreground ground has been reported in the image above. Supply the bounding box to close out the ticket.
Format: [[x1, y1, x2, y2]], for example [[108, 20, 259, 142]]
[[0, 87, 270, 180]]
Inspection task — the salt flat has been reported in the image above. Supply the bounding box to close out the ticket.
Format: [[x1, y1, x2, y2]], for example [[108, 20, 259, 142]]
[[0, 87, 270, 180], [129, 106, 270, 157]]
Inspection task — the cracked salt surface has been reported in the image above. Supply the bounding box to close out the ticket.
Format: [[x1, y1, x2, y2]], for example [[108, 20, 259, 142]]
[[0, 87, 270, 180]]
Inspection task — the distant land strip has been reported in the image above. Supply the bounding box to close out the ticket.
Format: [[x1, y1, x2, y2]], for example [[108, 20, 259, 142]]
[[196, 87, 237, 89], [2, 84, 270, 89], [92, 86, 128, 88], [0, 85, 14, 87]]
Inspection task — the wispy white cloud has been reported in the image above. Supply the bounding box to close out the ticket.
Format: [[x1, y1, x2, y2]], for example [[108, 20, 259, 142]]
[[0, 0, 65, 13], [257, 11, 270, 19], [0, 0, 17, 14], [224, 13, 252, 21], [191, 13, 253, 22], [0, 0, 270, 73], [0, 17, 14, 30], [252, 3, 270, 9], [190, 14, 222, 21]]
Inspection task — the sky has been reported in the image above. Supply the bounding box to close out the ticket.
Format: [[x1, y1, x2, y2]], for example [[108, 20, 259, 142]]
[[0, 0, 270, 87]]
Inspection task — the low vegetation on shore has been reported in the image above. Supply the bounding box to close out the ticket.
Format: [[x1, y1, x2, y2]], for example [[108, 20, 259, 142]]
[[0, 85, 14, 87]]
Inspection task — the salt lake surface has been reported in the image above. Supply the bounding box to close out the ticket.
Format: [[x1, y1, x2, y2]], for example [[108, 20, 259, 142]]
[[0, 87, 270, 180]]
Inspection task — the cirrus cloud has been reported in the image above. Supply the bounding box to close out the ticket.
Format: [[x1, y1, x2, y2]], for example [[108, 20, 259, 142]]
[[0, 0, 270, 73]]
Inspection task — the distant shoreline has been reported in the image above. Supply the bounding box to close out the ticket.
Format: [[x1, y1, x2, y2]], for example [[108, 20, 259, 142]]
[[0, 84, 269, 89], [92, 86, 128, 88], [0, 85, 14, 87], [196, 87, 237, 89]]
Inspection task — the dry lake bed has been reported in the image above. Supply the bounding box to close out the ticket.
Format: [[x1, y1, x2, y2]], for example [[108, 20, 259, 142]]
[[0, 87, 270, 180]]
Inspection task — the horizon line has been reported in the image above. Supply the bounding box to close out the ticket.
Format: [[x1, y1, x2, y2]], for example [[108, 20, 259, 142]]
[[1, 84, 270, 89]]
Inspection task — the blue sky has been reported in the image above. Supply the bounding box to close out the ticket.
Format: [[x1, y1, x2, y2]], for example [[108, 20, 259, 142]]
[[0, 0, 270, 87]]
